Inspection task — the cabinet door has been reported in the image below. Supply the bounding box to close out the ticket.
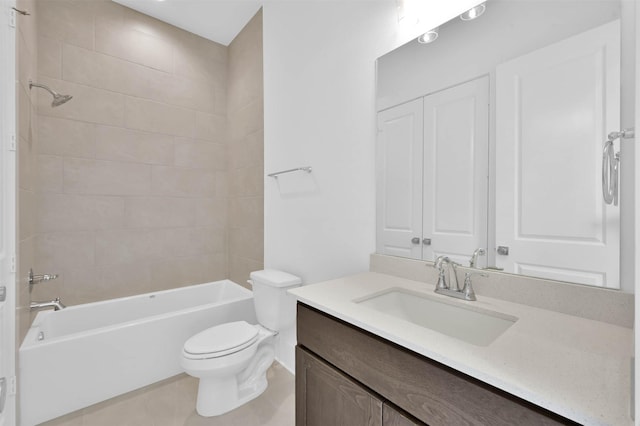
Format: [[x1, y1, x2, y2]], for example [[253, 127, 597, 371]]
[[376, 99, 424, 259], [296, 346, 382, 426], [423, 76, 489, 264], [383, 403, 424, 426]]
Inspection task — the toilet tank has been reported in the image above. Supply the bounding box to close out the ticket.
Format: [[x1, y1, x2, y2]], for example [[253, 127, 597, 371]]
[[250, 270, 302, 331]]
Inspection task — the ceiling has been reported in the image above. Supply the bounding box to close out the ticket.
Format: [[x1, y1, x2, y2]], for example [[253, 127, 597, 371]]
[[112, 0, 263, 46]]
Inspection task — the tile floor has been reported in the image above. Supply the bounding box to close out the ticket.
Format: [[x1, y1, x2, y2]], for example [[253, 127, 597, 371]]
[[41, 363, 295, 426]]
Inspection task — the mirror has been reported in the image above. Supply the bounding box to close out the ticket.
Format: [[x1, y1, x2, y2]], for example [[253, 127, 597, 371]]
[[375, 0, 634, 290]]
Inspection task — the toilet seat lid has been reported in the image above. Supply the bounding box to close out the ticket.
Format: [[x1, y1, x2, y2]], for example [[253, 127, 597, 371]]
[[184, 321, 259, 356]]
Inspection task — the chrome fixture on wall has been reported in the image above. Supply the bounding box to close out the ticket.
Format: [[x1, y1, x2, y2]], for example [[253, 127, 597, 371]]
[[29, 80, 73, 107], [30, 298, 65, 311]]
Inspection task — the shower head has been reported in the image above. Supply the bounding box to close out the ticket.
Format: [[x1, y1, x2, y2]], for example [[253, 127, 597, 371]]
[[29, 81, 73, 107]]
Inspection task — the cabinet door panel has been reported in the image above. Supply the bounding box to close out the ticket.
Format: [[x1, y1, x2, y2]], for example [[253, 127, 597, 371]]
[[296, 346, 382, 426], [383, 403, 424, 426]]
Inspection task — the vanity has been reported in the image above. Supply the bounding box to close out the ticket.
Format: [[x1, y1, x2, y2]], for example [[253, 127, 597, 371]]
[[289, 268, 633, 426]]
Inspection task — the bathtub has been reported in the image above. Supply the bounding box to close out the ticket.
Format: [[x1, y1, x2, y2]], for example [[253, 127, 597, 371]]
[[19, 279, 257, 426]]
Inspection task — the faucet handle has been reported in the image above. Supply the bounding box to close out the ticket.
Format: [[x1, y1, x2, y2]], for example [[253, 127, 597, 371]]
[[28, 268, 59, 286], [461, 272, 488, 301]]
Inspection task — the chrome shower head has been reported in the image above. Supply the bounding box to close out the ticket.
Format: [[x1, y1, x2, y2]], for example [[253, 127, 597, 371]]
[[29, 81, 73, 107]]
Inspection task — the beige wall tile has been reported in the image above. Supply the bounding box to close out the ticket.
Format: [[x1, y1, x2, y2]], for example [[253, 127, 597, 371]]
[[152, 73, 216, 113], [95, 125, 173, 165], [195, 111, 226, 142], [63, 158, 152, 195], [17, 237, 35, 343], [124, 197, 196, 228], [194, 198, 227, 229], [18, 136, 35, 192], [173, 31, 227, 83], [18, 32, 36, 90], [229, 196, 263, 230], [148, 255, 216, 291], [228, 99, 263, 140], [230, 227, 263, 262], [37, 155, 64, 193], [36, 77, 125, 127], [17, 84, 32, 148], [230, 130, 264, 169], [38, 115, 95, 158], [18, 189, 35, 240], [62, 43, 156, 98], [229, 255, 263, 289], [37, 193, 125, 233], [35, 231, 95, 271], [124, 96, 195, 137], [38, 36, 62, 79], [37, 0, 94, 50], [230, 165, 264, 197], [174, 138, 226, 170], [31, 0, 234, 310], [95, 229, 164, 267], [151, 166, 216, 197], [95, 14, 173, 73]]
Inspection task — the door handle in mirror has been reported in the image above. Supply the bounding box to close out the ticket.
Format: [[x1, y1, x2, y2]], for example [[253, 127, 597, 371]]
[[497, 246, 509, 256], [422, 238, 431, 245], [411, 237, 420, 244]]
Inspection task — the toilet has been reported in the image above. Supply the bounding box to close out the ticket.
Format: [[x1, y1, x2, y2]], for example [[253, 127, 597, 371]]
[[181, 270, 302, 417]]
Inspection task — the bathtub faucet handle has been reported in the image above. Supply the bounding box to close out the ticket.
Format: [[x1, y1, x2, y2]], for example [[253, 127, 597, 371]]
[[28, 268, 59, 286]]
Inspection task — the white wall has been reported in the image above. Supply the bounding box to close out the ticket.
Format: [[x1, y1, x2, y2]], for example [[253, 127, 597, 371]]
[[262, 0, 480, 285]]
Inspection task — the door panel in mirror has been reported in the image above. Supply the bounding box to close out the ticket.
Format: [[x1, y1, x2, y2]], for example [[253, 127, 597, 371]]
[[495, 20, 620, 288], [424, 77, 489, 263], [376, 99, 424, 259]]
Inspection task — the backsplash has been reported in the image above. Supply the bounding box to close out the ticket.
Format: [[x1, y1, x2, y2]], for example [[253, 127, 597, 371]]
[[370, 254, 633, 328]]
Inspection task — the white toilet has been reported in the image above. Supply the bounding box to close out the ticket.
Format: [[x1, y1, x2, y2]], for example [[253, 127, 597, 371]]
[[181, 270, 301, 417]]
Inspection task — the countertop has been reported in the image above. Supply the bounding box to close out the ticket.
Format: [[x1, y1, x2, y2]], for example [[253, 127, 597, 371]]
[[288, 272, 633, 426]]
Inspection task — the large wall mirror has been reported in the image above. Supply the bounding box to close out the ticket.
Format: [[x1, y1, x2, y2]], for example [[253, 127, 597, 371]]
[[375, 0, 635, 290]]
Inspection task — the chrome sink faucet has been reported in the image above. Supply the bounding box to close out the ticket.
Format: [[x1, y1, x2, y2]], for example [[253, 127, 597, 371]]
[[433, 256, 460, 292], [30, 297, 65, 311], [433, 257, 485, 301]]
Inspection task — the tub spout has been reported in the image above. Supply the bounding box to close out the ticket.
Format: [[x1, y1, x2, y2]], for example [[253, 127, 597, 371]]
[[30, 297, 65, 311]]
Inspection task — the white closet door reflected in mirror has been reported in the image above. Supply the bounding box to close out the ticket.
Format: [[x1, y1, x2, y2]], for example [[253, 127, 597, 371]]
[[376, 77, 489, 265], [495, 20, 620, 287]]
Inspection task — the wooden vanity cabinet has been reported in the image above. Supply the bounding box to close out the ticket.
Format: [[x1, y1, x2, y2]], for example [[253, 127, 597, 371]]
[[295, 303, 577, 426]]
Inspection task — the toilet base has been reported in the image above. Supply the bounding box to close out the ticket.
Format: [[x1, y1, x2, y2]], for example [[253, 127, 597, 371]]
[[195, 373, 268, 417], [191, 335, 276, 417]]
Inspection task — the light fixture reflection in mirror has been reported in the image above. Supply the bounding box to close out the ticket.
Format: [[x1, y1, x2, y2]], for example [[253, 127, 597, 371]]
[[417, 27, 439, 44], [460, 2, 486, 21]]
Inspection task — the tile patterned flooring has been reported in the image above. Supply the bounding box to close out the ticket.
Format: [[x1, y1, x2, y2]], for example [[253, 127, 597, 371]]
[[41, 363, 295, 426]]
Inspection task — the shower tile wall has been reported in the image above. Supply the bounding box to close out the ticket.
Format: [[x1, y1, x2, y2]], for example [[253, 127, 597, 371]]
[[16, 0, 38, 343], [33, 0, 230, 305], [228, 10, 264, 287]]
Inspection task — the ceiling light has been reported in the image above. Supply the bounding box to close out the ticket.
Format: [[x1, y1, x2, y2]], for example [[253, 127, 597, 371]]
[[460, 2, 486, 21], [417, 27, 439, 44]]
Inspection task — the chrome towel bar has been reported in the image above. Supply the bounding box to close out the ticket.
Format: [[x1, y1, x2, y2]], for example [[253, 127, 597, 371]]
[[268, 166, 312, 178]]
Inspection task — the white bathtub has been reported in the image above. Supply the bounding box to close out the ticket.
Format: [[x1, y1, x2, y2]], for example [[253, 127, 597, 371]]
[[19, 279, 257, 426]]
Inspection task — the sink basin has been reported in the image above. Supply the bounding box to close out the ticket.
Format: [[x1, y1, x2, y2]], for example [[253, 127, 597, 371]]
[[354, 288, 517, 346]]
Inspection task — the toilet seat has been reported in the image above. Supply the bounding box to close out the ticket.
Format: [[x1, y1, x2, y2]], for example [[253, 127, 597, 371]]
[[184, 321, 259, 359]]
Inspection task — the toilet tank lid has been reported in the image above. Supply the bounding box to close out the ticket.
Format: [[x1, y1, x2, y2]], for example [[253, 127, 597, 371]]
[[250, 269, 301, 288]]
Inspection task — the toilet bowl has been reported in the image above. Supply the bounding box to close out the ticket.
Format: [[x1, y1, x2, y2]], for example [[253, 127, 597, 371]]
[[181, 270, 301, 417]]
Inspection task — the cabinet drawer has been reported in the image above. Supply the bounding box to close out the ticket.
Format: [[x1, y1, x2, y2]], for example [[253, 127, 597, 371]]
[[297, 303, 576, 426]]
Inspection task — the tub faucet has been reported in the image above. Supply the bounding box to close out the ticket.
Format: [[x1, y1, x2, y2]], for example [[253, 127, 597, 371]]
[[30, 297, 65, 311]]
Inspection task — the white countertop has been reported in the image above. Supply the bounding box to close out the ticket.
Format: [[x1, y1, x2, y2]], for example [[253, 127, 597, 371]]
[[289, 272, 633, 426]]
